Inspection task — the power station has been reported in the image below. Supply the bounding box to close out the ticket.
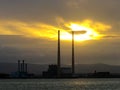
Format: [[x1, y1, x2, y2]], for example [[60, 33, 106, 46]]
[[57, 30, 75, 76], [43, 30, 75, 78], [17, 60, 28, 78]]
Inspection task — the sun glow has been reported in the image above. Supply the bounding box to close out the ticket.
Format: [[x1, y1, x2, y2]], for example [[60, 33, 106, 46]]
[[0, 19, 111, 41], [60, 23, 102, 41]]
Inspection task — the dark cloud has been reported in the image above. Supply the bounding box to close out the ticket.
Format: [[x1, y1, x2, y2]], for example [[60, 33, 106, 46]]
[[75, 39, 120, 65], [0, 35, 57, 64], [0, 0, 120, 24], [0, 0, 120, 65], [0, 36, 120, 65], [102, 35, 120, 39], [0, 0, 119, 33], [0, 0, 67, 25]]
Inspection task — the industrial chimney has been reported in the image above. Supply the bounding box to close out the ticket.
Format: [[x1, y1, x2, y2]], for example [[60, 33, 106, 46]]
[[57, 30, 61, 77], [72, 31, 75, 75], [22, 60, 25, 73], [18, 60, 20, 76]]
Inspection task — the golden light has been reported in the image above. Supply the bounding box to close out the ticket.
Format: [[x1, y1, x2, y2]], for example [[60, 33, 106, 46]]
[[60, 23, 102, 41], [0, 19, 111, 41]]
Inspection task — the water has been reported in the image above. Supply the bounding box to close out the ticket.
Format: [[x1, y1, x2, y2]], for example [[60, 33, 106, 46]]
[[0, 79, 120, 90]]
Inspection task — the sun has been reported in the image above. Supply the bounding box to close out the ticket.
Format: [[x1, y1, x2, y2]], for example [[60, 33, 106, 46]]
[[60, 23, 101, 41]]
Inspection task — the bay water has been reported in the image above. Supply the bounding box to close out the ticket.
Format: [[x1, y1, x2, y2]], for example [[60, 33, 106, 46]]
[[0, 78, 120, 90]]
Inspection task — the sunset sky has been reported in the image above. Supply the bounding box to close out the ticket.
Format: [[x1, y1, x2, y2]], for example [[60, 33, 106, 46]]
[[0, 0, 120, 65]]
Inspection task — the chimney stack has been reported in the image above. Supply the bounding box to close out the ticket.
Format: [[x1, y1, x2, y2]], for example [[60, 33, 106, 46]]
[[18, 60, 20, 76], [57, 30, 61, 77], [72, 31, 75, 75], [22, 60, 25, 73]]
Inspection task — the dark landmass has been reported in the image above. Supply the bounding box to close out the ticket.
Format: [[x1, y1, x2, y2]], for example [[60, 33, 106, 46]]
[[0, 63, 120, 74], [0, 62, 120, 79]]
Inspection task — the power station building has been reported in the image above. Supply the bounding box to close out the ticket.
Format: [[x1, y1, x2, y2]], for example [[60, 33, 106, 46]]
[[42, 65, 72, 78], [11, 60, 29, 78]]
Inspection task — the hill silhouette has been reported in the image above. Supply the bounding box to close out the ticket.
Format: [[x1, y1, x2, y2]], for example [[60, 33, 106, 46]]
[[0, 63, 120, 75]]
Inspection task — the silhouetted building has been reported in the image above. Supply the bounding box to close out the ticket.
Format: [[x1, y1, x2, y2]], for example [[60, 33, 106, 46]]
[[87, 70, 111, 78], [61, 67, 71, 74], [61, 67, 72, 77], [42, 65, 58, 78], [42, 64, 72, 78], [11, 60, 29, 78], [94, 72, 110, 76]]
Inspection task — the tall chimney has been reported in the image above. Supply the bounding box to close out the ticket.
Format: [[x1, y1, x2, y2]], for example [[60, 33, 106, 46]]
[[57, 30, 61, 77], [18, 60, 20, 76], [22, 60, 25, 73], [72, 31, 75, 75]]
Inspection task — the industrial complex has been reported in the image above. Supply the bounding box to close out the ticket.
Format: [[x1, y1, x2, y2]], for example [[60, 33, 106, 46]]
[[0, 30, 120, 79]]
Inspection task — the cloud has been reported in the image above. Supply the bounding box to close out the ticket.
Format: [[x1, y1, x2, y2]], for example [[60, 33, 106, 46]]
[[0, 19, 112, 41], [0, 35, 58, 63], [0, 35, 120, 65], [0, 20, 60, 40], [0, 0, 119, 33], [0, 0, 120, 65], [102, 35, 120, 39], [0, 0, 120, 22]]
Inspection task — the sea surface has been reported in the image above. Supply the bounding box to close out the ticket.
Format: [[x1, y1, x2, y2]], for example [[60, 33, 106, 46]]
[[0, 78, 120, 90]]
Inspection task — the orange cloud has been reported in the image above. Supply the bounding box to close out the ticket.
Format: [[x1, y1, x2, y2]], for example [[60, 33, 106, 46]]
[[0, 19, 111, 41]]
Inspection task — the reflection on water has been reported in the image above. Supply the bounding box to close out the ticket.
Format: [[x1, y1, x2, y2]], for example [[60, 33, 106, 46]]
[[0, 79, 120, 90]]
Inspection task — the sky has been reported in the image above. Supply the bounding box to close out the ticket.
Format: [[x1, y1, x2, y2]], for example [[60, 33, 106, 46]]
[[0, 0, 120, 65]]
